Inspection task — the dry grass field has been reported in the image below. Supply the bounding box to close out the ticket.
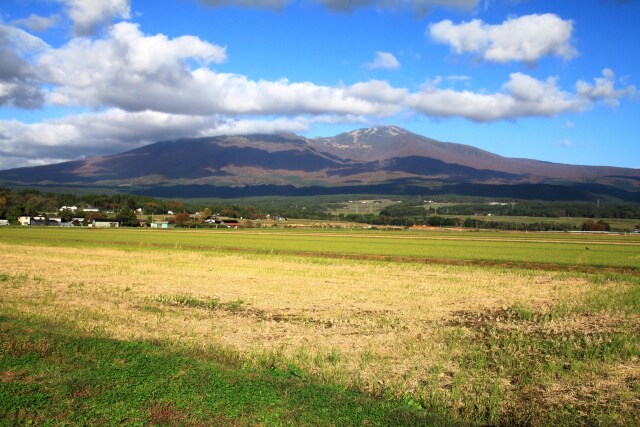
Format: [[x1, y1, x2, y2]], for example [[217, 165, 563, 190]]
[[1, 228, 639, 425]]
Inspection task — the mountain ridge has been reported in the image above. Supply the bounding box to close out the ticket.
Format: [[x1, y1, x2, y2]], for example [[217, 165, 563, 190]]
[[1, 126, 638, 200]]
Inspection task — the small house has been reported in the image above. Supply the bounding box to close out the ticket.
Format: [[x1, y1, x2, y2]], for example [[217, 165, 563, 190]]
[[151, 221, 171, 229], [91, 219, 119, 228], [221, 219, 240, 228]]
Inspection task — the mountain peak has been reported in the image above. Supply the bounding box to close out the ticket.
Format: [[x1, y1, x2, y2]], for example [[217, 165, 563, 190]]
[[345, 125, 411, 139], [314, 125, 413, 150]]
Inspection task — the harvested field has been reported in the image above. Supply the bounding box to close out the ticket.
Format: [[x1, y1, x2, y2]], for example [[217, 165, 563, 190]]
[[1, 227, 639, 425]]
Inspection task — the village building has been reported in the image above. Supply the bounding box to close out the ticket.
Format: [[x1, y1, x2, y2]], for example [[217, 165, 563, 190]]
[[221, 219, 240, 228], [90, 219, 119, 228], [150, 221, 171, 229]]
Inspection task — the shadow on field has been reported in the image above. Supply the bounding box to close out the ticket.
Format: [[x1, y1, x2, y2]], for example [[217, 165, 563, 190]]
[[0, 314, 460, 426]]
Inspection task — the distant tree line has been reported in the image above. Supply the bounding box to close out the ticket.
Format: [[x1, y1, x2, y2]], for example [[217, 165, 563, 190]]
[[340, 201, 640, 231], [435, 201, 640, 219], [2, 188, 638, 231]]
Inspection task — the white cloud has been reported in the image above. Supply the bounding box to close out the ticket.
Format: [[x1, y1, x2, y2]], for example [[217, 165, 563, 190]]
[[38, 22, 226, 111], [12, 14, 61, 33], [36, 23, 401, 117], [429, 13, 577, 63], [0, 24, 50, 54], [60, 0, 131, 36], [200, 117, 311, 136], [576, 68, 637, 107], [0, 109, 216, 169], [406, 71, 636, 122], [345, 80, 407, 104], [365, 51, 401, 70], [198, 114, 362, 136], [0, 25, 49, 108]]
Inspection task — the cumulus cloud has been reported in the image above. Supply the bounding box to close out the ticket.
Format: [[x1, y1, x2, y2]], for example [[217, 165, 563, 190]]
[[576, 68, 637, 107], [59, 0, 131, 36], [0, 25, 48, 109], [38, 22, 226, 110], [36, 23, 401, 116], [406, 70, 635, 122], [429, 13, 577, 63], [345, 80, 407, 104], [365, 51, 401, 70]]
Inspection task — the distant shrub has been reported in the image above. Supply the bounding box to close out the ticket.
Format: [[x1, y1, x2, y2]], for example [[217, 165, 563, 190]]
[[581, 220, 611, 231]]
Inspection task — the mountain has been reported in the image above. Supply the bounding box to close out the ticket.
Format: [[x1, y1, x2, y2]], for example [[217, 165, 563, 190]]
[[1, 126, 639, 201]]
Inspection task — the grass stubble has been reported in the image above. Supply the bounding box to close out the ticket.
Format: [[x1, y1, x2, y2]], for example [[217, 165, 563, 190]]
[[0, 230, 639, 425]]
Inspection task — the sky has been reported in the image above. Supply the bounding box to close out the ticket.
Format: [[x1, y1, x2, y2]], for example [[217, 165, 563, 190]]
[[0, 0, 638, 171]]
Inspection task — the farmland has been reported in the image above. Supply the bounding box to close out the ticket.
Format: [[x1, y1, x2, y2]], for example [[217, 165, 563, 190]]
[[1, 227, 639, 425]]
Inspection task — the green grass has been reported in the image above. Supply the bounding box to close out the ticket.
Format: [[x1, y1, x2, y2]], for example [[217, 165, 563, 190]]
[[0, 314, 441, 426], [1, 226, 639, 270]]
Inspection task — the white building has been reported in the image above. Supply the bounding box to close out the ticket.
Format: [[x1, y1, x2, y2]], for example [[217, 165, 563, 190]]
[[91, 219, 119, 228]]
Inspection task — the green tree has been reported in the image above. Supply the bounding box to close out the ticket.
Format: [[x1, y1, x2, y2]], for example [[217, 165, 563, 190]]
[[118, 207, 139, 227], [174, 212, 191, 227], [59, 208, 75, 222]]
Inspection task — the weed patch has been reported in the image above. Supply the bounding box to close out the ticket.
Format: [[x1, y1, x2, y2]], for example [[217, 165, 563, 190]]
[[152, 294, 246, 313]]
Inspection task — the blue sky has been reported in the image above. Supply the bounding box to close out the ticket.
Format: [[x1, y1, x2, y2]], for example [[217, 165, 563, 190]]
[[0, 0, 638, 170]]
